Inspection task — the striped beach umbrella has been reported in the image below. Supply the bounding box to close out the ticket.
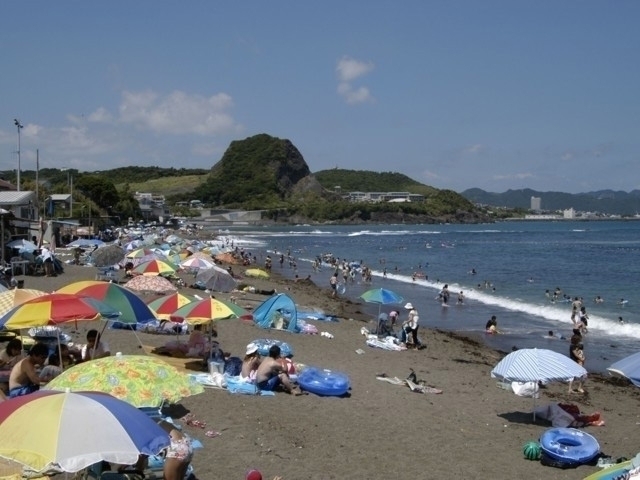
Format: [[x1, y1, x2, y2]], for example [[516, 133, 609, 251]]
[[0, 390, 169, 472], [146, 292, 199, 320], [170, 298, 248, 325], [57, 281, 157, 324], [491, 348, 587, 420], [0, 293, 120, 329], [131, 259, 177, 277], [0, 289, 48, 317]]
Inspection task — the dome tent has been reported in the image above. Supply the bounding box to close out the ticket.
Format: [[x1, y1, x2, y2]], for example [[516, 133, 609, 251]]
[[253, 293, 300, 333]]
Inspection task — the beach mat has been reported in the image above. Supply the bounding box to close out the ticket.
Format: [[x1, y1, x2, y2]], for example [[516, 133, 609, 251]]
[[140, 345, 206, 373]]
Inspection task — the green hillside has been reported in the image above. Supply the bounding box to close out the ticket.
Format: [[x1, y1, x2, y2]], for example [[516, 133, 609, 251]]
[[313, 169, 439, 196]]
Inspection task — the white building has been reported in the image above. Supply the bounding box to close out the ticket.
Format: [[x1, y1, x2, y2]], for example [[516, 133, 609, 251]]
[[530, 196, 542, 211]]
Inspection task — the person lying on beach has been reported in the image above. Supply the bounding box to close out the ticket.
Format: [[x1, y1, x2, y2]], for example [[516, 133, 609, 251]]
[[255, 345, 302, 395], [153, 324, 209, 358], [8, 342, 49, 398]]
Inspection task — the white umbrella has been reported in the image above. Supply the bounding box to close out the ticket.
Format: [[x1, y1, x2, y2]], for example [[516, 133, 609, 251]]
[[607, 352, 640, 387], [491, 348, 587, 420]]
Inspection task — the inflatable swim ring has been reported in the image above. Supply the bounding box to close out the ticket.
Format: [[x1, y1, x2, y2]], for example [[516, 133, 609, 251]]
[[297, 367, 350, 397], [539, 427, 600, 465], [252, 338, 294, 358]]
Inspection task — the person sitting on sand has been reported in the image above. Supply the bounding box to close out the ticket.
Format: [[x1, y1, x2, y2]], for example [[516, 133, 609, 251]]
[[0, 339, 23, 370], [0, 338, 23, 394], [240, 343, 261, 382], [8, 342, 49, 398], [485, 315, 499, 334], [39, 352, 63, 383], [154, 324, 209, 358], [255, 345, 302, 395], [81, 329, 111, 361]]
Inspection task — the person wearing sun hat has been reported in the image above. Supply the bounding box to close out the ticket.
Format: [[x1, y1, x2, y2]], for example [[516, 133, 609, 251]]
[[241, 343, 261, 382], [400, 302, 424, 349]]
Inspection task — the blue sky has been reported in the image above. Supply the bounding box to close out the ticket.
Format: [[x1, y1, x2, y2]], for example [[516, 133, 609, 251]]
[[1, 1, 638, 194]]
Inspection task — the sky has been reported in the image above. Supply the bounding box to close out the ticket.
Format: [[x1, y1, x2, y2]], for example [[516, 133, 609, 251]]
[[0, 1, 639, 194]]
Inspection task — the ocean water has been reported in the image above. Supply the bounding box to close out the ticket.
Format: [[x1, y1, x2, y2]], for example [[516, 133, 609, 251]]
[[212, 220, 640, 373]]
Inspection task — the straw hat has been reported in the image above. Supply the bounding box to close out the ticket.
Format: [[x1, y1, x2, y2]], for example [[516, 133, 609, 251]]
[[246, 343, 259, 355], [404, 302, 414, 309]]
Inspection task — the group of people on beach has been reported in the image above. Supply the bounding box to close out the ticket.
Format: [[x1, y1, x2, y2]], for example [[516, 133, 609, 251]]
[[240, 343, 303, 395], [0, 328, 197, 479]]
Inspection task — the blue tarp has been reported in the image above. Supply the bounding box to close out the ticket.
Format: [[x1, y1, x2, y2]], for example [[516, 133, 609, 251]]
[[253, 293, 300, 333]]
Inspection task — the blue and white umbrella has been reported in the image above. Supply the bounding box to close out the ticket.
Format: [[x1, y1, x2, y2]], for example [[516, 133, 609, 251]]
[[491, 348, 587, 421], [607, 352, 640, 387], [491, 348, 587, 383]]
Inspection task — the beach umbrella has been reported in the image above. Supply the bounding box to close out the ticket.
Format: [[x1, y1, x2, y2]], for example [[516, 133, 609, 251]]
[[124, 275, 177, 294], [90, 244, 125, 267], [0, 293, 120, 329], [125, 247, 157, 259], [66, 238, 105, 248], [491, 348, 587, 420], [44, 353, 204, 408], [360, 287, 404, 315], [6, 239, 38, 253], [180, 256, 216, 271], [0, 390, 170, 473], [170, 297, 248, 325], [147, 292, 199, 320], [360, 288, 404, 306], [132, 259, 177, 276], [56, 281, 157, 324], [245, 268, 270, 279], [214, 252, 241, 265], [607, 352, 640, 387], [195, 264, 237, 292], [0, 289, 48, 317]]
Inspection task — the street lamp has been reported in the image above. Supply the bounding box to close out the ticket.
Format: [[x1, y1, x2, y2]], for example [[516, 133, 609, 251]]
[[14, 119, 23, 192]]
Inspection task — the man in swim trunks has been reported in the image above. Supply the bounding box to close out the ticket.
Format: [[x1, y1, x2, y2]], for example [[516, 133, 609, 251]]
[[8, 342, 49, 398], [255, 345, 301, 395]]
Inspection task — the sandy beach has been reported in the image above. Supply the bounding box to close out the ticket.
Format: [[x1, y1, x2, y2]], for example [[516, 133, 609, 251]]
[[9, 256, 640, 480]]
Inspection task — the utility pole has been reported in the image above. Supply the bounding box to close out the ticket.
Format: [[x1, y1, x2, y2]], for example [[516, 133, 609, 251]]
[[14, 119, 23, 191]]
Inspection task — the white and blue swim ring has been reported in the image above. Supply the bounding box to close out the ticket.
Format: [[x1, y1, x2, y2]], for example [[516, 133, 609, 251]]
[[539, 427, 600, 465], [297, 367, 350, 397]]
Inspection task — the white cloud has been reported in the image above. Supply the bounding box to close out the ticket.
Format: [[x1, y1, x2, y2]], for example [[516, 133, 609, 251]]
[[88, 107, 113, 123], [336, 56, 374, 82], [337, 83, 373, 105], [118, 90, 240, 135], [336, 56, 375, 105], [463, 144, 486, 154]]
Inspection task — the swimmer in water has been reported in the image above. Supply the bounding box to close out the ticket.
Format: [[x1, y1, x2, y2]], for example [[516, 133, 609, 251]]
[[619, 316, 625, 324], [485, 315, 499, 334]]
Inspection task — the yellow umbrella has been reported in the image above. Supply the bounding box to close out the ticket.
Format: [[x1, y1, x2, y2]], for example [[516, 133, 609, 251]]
[[245, 268, 270, 279]]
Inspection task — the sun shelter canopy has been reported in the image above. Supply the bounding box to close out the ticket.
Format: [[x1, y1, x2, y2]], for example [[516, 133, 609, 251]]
[[253, 293, 299, 333]]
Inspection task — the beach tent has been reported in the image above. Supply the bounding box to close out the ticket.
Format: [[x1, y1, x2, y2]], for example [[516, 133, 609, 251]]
[[253, 293, 300, 333]]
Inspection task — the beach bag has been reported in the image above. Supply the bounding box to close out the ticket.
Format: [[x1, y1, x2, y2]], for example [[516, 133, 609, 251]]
[[224, 357, 242, 376]]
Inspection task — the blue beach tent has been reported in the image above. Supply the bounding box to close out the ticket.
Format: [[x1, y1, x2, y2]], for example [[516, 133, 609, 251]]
[[253, 293, 300, 333]]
